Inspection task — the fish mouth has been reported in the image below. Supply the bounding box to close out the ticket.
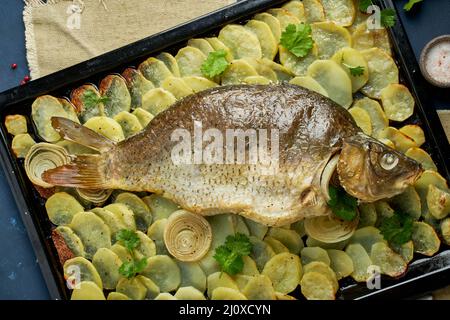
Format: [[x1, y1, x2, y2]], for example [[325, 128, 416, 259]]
[[320, 153, 340, 202]]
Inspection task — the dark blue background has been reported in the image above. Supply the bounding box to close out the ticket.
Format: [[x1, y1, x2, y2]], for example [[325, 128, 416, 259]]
[[0, 0, 449, 299]]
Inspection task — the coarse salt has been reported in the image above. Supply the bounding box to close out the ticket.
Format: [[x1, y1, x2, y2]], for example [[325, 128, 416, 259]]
[[425, 41, 450, 84]]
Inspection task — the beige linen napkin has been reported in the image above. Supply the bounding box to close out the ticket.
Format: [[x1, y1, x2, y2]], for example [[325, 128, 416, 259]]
[[24, 0, 234, 78]]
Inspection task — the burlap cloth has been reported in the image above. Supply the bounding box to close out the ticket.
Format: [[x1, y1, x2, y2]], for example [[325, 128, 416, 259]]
[[22, 0, 450, 299]]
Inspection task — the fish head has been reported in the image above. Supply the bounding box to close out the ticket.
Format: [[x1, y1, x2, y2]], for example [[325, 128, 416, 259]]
[[337, 133, 423, 202]]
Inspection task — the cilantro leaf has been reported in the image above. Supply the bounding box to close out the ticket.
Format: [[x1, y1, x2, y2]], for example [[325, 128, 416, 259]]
[[280, 23, 314, 58], [213, 233, 253, 275], [379, 212, 414, 246], [404, 0, 423, 11], [359, 0, 373, 12], [201, 50, 229, 78], [82, 90, 109, 110], [327, 185, 358, 221], [118, 258, 148, 279], [381, 9, 396, 27], [342, 63, 365, 77], [116, 229, 140, 252]]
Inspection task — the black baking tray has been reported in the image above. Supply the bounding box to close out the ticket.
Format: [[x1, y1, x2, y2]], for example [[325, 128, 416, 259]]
[[0, 0, 449, 300]]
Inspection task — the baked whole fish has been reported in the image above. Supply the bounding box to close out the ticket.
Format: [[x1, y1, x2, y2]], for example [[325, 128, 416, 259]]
[[43, 84, 423, 226]]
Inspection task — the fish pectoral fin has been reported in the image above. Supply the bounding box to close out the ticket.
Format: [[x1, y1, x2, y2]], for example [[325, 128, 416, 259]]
[[51, 117, 115, 152]]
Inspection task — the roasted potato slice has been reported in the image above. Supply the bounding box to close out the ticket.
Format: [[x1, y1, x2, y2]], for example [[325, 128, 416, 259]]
[[242, 275, 276, 300], [259, 58, 294, 82], [303, 261, 339, 292], [205, 37, 234, 62], [300, 271, 335, 300], [132, 108, 154, 128], [268, 8, 301, 31], [133, 231, 156, 259], [71, 281, 105, 300], [264, 236, 289, 254], [332, 47, 369, 92], [45, 192, 84, 226], [142, 194, 179, 221], [175, 286, 206, 300], [136, 275, 160, 299], [378, 127, 417, 153], [64, 256, 103, 290], [321, 0, 355, 26], [380, 84, 415, 122], [441, 218, 450, 245], [253, 12, 282, 43], [113, 111, 143, 138], [141, 87, 177, 116], [161, 76, 193, 99], [361, 48, 399, 99], [147, 218, 169, 255], [279, 44, 319, 76], [349, 107, 372, 135], [212, 287, 247, 300], [370, 242, 407, 277], [90, 207, 126, 240], [301, 247, 331, 265], [55, 226, 86, 258], [175, 46, 207, 77], [349, 226, 385, 254], [411, 222, 441, 256], [345, 243, 373, 282], [245, 20, 278, 60], [182, 76, 218, 93], [219, 24, 262, 60], [249, 236, 276, 271], [177, 261, 207, 292], [244, 218, 268, 240], [99, 74, 131, 118], [305, 236, 349, 250], [352, 98, 388, 137], [121, 68, 155, 110], [104, 203, 136, 231], [116, 277, 147, 300], [244, 58, 278, 82], [92, 248, 122, 290], [141, 255, 181, 292], [156, 52, 181, 77], [11, 133, 35, 158], [289, 76, 329, 97], [5, 114, 27, 135], [154, 293, 177, 300], [311, 21, 352, 59], [427, 184, 450, 220], [282, 1, 306, 22], [327, 249, 354, 280], [206, 272, 239, 298], [400, 125, 425, 147], [138, 57, 173, 87], [267, 227, 304, 254], [352, 23, 392, 55], [358, 203, 378, 228], [392, 240, 414, 263], [389, 186, 422, 220], [262, 253, 302, 294], [187, 38, 215, 56], [302, 0, 325, 23], [243, 76, 271, 85], [110, 243, 132, 263], [221, 59, 259, 85], [84, 116, 125, 142], [307, 59, 353, 108], [107, 292, 130, 300], [70, 85, 104, 123], [375, 201, 395, 221], [415, 170, 449, 216]]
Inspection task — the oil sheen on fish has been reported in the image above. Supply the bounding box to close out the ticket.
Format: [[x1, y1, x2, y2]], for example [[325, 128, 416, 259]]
[[43, 84, 423, 226]]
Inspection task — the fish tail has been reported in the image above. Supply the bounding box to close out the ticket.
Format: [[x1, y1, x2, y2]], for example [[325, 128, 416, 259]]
[[41, 117, 115, 188]]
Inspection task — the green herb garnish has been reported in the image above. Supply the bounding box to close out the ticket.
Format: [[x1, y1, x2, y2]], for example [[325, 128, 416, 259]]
[[379, 212, 414, 246], [404, 0, 423, 11], [213, 233, 253, 275], [342, 63, 365, 77], [82, 90, 109, 109], [359, 0, 373, 12], [280, 23, 314, 58], [327, 185, 358, 221], [201, 50, 229, 78], [119, 258, 148, 279], [116, 229, 140, 251], [358, 0, 396, 28]]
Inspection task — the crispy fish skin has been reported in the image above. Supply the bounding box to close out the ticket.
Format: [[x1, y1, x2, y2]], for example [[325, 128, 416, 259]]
[[43, 84, 421, 226]]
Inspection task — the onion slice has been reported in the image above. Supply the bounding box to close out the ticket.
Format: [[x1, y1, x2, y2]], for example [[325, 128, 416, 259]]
[[304, 213, 359, 244], [25, 143, 71, 188], [320, 153, 340, 202], [164, 210, 212, 262], [76, 188, 112, 206]]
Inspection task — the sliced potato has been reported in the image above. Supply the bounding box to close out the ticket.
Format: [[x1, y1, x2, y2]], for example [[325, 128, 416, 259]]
[[249, 236, 276, 271], [138, 57, 173, 87], [154, 293, 177, 300], [99, 75, 131, 118], [11, 133, 36, 158], [115, 192, 152, 231], [321, 0, 355, 26], [233, 274, 252, 291], [221, 59, 258, 85], [392, 240, 414, 263], [268, 8, 301, 31], [110, 243, 133, 263], [291, 220, 306, 237], [116, 277, 147, 300], [307, 59, 353, 108], [303, 0, 325, 23], [349, 107, 372, 135], [71, 281, 105, 300], [311, 21, 352, 59], [245, 20, 278, 60], [205, 37, 234, 62], [90, 207, 126, 240], [174, 286, 206, 300], [70, 212, 111, 259], [211, 287, 247, 300], [427, 184, 450, 220], [267, 227, 303, 254], [300, 271, 335, 300], [240, 256, 260, 276], [182, 76, 218, 93], [175, 46, 207, 77], [378, 138, 396, 149], [289, 76, 328, 97], [64, 256, 103, 290], [282, 1, 306, 22], [327, 249, 354, 280], [147, 218, 169, 255], [104, 203, 136, 231], [301, 247, 330, 265], [243, 76, 271, 85], [121, 68, 154, 110], [264, 236, 289, 254], [331, 47, 369, 92], [275, 292, 297, 300], [361, 48, 399, 99], [5, 114, 27, 135], [32, 95, 80, 142], [378, 127, 417, 153], [242, 275, 276, 300], [55, 226, 86, 257], [352, 98, 388, 137], [253, 13, 282, 43], [136, 275, 160, 299], [244, 218, 268, 240], [141, 255, 181, 292], [177, 261, 207, 292], [440, 218, 450, 245], [415, 170, 449, 215], [243, 58, 277, 82], [349, 226, 385, 254], [156, 52, 181, 77], [141, 88, 177, 116], [70, 85, 104, 123], [279, 44, 319, 77], [132, 108, 154, 128], [370, 242, 407, 277], [92, 248, 122, 290], [187, 38, 215, 56], [345, 243, 372, 282], [113, 111, 143, 138], [142, 194, 179, 221], [400, 125, 425, 147], [305, 236, 349, 250], [219, 24, 262, 60], [45, 192, 84, 226], [352, 23, 391, 56], [259, 58, 294, 82], [380, 84, 415, 122], [303, 261, 338, 292], [107, 292, 130, 300], [358, 203, 378, 228], [206, 272, 239, 298], [262, 253, 302, 294], [133, 231, 156, 259], [389, 186, 422, 220], [84, 116, 125, 142], [412, 221, 441, 256], [375, 201, 395, 221]]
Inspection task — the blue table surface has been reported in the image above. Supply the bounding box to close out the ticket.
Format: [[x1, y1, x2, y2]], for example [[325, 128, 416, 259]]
[[0, 0, 449, 299]]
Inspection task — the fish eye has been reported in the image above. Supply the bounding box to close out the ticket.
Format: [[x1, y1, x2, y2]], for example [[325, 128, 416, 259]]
[[380, 152, 399, 171]]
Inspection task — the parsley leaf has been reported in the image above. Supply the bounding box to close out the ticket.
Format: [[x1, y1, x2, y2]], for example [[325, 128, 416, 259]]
[[342, 63, 365, 77], [119, 258, 148, 279], [82, 90, 109, 110], [116, 229, 140, 252], [381, 8, 397, 27], [404, 0, 423, 11], [201, 50, 229, 78], [280, 23, 314, 58], [213, 233, 253, 275], [359, 0, 373, 12], [327, 185, 358, 221], [379, 212, 414, 246]]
